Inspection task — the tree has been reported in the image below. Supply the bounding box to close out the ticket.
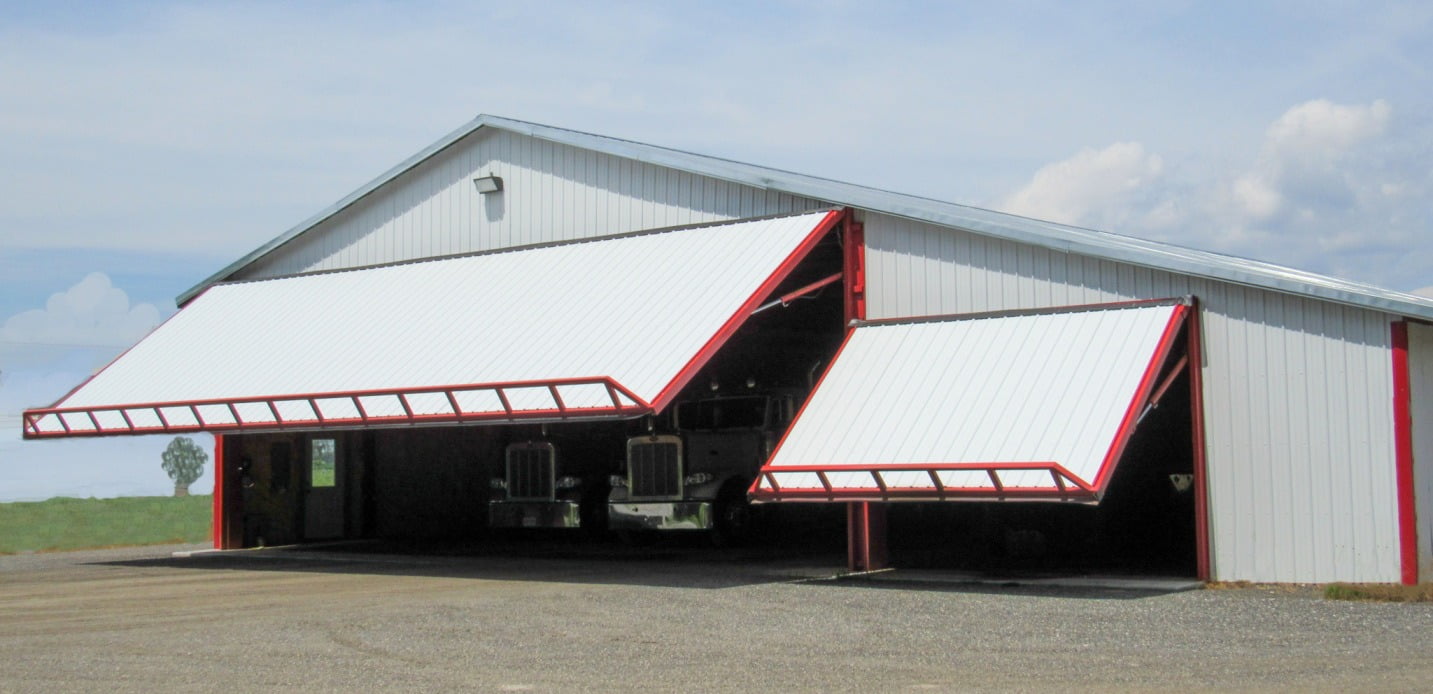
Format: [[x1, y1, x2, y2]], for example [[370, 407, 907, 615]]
[[161, 436, 208, 497]]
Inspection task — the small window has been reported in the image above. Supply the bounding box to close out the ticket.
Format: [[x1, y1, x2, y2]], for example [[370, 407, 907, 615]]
[[310, 438, 337, 488]]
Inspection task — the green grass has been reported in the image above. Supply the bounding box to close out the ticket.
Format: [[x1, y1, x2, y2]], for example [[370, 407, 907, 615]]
[[1324, 582, 1433, 602], [0, 495, 212, 554]]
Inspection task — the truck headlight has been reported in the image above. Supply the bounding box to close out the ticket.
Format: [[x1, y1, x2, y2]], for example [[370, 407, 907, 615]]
[[555, 476, 581, 490], [609, 475, 627, 488], [683, 472, 715, 486], [489, 478, 507, 490]]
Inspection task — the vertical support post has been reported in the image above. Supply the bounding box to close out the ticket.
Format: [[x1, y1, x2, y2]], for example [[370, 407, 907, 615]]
[[212, 434, 227, 549], [1188, 300, 1213, 582], [842, 211, 866, 324], [847, 501, 888, 572], [1392, 321, 1419, 585]]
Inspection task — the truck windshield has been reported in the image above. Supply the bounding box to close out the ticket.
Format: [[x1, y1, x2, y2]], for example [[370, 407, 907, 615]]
[[675, 396, 767, 430]]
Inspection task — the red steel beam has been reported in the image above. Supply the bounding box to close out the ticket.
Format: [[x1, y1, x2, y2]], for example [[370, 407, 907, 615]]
[[751, 462, 1095, 502], [22, 376, 653, 439]]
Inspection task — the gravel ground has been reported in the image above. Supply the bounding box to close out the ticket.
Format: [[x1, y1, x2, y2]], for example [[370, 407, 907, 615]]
[[1, 542, 1430, 692]]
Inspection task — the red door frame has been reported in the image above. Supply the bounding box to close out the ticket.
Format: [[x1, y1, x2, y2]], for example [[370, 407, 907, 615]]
[[1188, 300, 1212, 581], [212, 434, 244, 549], [212, 434, 225, 548]]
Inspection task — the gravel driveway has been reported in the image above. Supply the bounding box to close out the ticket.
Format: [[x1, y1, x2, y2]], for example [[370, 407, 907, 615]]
[[1, 542, 1429, 692]]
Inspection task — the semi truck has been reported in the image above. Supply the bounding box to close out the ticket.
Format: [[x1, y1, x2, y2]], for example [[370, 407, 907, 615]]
[[487, 423, 623, 533], [606, 388, 801, 546]]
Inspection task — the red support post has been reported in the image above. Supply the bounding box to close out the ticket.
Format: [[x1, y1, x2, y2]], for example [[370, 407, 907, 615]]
[[212, 434, 225, 549], [843, 214, 866, 324], [847, 501, 888, 572]]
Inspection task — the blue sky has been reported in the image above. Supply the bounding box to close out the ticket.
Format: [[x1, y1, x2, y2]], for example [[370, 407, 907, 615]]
[[1, 1, 1430, 500]]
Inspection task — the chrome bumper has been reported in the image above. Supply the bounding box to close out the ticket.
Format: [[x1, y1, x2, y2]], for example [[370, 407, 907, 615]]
[[488, 501, 583, 529], [607, 501, 713, 530]]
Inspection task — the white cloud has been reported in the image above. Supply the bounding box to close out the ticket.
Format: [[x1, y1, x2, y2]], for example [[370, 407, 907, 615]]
[[997, 142, 1164, 227], [1413, 286, 1433, 299], [1232, 173, 1282, 220], [992, 98, 1432, 292], [1265, 99, 1391, 158], [0, 272, 160, 371], [1231, 99, 1392, 222]]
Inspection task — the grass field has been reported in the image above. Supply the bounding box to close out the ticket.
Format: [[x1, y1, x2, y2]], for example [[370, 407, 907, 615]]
[[1324, 582, 1433, 602], [0, 495, 212, 554]]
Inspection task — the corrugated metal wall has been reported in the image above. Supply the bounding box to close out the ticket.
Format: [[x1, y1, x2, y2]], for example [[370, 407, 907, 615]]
[[237, 129, 825, 279], [1410, 322, 1433, 580], [864, 211, 1401, 582]]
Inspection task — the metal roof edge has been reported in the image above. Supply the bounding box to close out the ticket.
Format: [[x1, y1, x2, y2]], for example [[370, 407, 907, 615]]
[[177, 115, 496, 305], [179, 114, 1433, 321], [452, 118, 1433, 322]]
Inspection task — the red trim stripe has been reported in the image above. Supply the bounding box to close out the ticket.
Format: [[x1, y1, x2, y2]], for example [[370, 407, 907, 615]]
[[1392, 321, 1419, 585], [747, 325, 860, 499], [1090, 304, 1190, 492], [22, 376, 652, 439], [211, 434, 224, 549], [650, 209, 845, 412], [752, 461, 1095, 503]]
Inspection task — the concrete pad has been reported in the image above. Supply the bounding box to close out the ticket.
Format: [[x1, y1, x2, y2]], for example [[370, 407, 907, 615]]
[[851, 569, 1202, 592]]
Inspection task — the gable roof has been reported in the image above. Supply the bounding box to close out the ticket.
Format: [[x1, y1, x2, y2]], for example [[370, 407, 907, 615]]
[[179, 115, 1433, 321]]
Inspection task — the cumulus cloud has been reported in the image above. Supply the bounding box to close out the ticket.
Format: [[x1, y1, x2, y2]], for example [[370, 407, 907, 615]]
[[993, 98, 1431, 291], [1231, 99, 1391, 222], [1414, 286, 1433, 299], [997, 143, 1165, 227], [0, 272, 161, 371]]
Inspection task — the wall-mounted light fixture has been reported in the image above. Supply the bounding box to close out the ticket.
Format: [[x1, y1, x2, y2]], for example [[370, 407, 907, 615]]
[[473, 175, 504, 194]]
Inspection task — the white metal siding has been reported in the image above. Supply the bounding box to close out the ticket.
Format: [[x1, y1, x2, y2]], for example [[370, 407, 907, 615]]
[[761, 304, 1181, 494], [238, 129, 825, 279], [1409, 321, 1433, 580], [863, 212, 1401, 583]]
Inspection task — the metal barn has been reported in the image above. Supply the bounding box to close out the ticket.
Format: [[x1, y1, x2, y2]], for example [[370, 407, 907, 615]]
[[23, 116, 1433, 584]]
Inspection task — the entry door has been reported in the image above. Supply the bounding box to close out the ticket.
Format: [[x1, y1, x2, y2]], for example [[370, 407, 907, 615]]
[[304, 437, 344, 539]]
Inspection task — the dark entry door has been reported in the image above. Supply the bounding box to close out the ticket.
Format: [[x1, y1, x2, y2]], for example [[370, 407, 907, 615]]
[[304, 437, 344, 540]]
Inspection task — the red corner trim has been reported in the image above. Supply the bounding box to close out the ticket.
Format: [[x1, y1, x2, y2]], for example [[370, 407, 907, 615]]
[[212, 434, 225, 549], [1188, 299, 1212, 581], [844, 216, 865, 323], [1090, 303, 1190, 492], [650, 208, 846, 413], [1392, 321, 1419, 585]]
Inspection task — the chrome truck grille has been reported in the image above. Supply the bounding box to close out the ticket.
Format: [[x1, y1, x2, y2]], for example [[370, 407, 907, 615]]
[[627, 436, 682, 498], [506, 443, 555, 500]]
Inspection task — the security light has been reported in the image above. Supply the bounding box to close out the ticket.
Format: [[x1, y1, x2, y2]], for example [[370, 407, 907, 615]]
[[473, 175, 503, 194]]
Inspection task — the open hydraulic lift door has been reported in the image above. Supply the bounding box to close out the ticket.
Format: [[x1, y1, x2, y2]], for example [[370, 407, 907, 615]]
[[750, 299, 1195, 570], [23, 209, 845, 438]]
